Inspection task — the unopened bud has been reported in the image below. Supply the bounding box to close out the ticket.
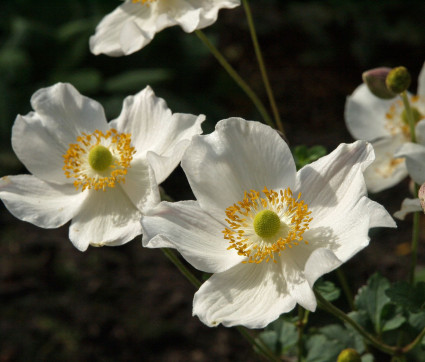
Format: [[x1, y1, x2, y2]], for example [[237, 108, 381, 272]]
[[337, 348, 361, 362], [418, 183, 425, 213], [362, 67, 397, 99], [386, 66, 411, 94]]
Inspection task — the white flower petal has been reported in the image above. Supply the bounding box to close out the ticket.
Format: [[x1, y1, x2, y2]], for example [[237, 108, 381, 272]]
[[175, 0, 240, 31], [12, 113, 70, 184], [110, 86, 204, 183], [305, 196, 395, 264], [120, 157, 160, 213], [193, 261, 297, 328], [415, 119, 425, 146], [141, 201, 241, 273], [394, 198, 422, 220], [417, 61, 425, 97], [90, 0, 240, 56], [395, 142, 425, 185], [182, 118, 296, 221], [295, 141, 372, 220], [69, 186, 142, 251], [363, 135, 408, 193], [30, 83, 109, 147], [90, 2, 157, 56], [304, 248, 342, 287], [345, 84, 395, 141], [0, 175, 86, 228], [280, 255, 317, 311]]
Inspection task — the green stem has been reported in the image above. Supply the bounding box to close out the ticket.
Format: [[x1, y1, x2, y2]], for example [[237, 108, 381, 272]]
[[161, 248, 279, 361], [401, 326, 425, 353], [400, 91, 420, 284], [161, 248, 201, 288], [194, 29, 275, 128], [314, 290, 396, 356], [409, 204, 420, 284], [336, 268, 355, 311], [236, 326, 281, 362], [297, 306, 305, 362], [242, 0, 284, 135], [401, 91, 416, 143]]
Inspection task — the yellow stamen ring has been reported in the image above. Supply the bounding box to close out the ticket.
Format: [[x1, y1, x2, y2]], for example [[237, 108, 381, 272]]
[[223, 187, 312, 264], [63, 129, 135, 191]]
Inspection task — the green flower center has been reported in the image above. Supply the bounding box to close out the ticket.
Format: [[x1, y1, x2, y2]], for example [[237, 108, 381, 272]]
[[401, 106, 423, 125], [88, 145, 113, 171], [253, 210, 281, 238]]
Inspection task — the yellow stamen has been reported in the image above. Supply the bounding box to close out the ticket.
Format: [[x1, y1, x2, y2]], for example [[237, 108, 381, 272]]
[[63, 129, 135, 191], [223, 187, 312, 264]]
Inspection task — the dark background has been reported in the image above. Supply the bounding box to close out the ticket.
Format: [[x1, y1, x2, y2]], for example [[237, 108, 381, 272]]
[[1, 0, 425, 360]]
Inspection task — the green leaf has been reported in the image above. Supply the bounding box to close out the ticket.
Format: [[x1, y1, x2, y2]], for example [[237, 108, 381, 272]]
[[386, 282, 425, 313], [292, 145, 327, 170], [256, 318, 298, 355], [354, 273, 391, 334], [315, 279, 341, 302], [306, 334, 342, 362], [105, 69, 173, 93]]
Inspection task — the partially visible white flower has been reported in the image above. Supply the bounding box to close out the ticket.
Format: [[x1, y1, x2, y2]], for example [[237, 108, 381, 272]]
[[90, 0, 240, 56], [345, 62, 425, 193], [0, 83, 204, 251], [141, 118, 395, 328], [393, 126, 425, 220]]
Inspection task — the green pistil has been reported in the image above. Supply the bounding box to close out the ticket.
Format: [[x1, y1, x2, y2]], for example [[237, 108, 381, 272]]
[[253, 210, 281, 238], [88, 145, 113, 171], [402, 106, 423, 125]]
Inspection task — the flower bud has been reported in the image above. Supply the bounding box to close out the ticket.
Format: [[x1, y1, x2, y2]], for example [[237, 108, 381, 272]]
[[337, 348, 361, 362], [386, 66, 411, 94], [362, 67, 397, 99]]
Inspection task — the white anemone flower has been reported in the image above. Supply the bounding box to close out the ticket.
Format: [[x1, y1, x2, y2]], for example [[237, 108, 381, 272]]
[[90, 0, 240, 56], [141, 118, 395, 328], [345, 62, 425, 193], [0, 83, 204, 251], [393, 124, 425, 220]]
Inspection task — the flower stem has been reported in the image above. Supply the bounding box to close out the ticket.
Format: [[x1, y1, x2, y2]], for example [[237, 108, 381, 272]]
[[409, 188, 420, 284], [194, 29, 275, 129], [161, 248, 280, 361], [400, 91, 420, 283], [236, 326, 281, 362], [314, 290, 397, 356], [401, 91, 416, 143], [161, 248, 201, 288], [242, 0, 284, 135], [297, 306, 306, 361], [336, 268, 355, 311], [401, 325, 425, 353]]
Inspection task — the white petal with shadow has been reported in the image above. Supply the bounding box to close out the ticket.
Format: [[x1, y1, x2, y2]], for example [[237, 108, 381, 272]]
[[182, 118, 296, 222], [0, 175, 86, 229], [193, 261, 296, 328], [69, 186, 142, 251], [30, 83, 109, 147], [142, 201, 241, 273]]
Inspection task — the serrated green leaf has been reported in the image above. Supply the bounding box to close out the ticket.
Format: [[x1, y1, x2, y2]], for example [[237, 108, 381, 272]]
[[306, 334, 342, 362], [354, 273, 391, 334], [315, 279, 341, 302], [386, 282, 425, 313]]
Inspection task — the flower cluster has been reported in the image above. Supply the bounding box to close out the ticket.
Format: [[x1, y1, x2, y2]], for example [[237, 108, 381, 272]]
[[0, 0, 401, 342]]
